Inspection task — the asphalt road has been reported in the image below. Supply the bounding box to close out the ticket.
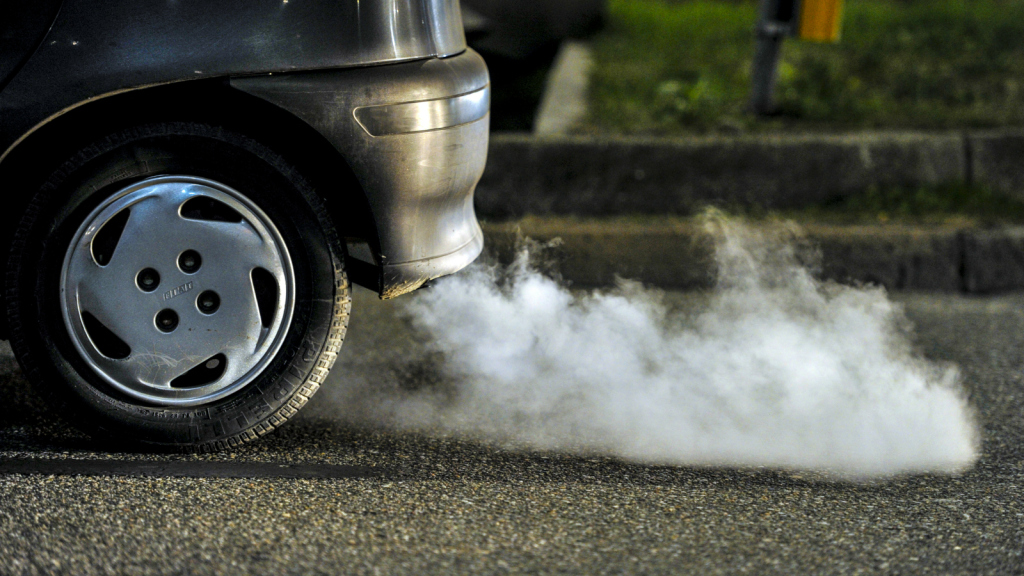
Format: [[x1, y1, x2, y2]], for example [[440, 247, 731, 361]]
[[1, 288, 1022, 575]]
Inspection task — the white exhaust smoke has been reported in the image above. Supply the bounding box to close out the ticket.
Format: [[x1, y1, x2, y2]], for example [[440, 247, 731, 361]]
[[334, 214, 979, 479]]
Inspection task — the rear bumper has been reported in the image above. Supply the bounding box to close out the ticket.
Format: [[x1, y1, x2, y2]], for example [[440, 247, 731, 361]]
[[231, 50, 489, 298]]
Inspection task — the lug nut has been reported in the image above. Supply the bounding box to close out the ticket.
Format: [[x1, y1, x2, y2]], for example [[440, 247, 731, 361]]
[[178, 250, 202, 274], [197, 290, 220, 314], [136, 268, 160, 292], [155, 309, 179, 333]]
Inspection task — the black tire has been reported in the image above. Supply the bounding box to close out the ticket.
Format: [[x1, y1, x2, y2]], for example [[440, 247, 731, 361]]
[[6, 122, 351, 452]]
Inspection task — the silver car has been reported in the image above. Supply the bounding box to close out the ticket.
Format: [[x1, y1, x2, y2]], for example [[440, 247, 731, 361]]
[[0, 0, 489, 451]]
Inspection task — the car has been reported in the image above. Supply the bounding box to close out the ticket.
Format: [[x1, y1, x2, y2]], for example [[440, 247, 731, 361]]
[[0, 0, 490, 452]]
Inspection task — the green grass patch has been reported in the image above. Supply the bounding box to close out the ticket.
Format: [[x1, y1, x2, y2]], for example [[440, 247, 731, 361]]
[[721, 181, 1024, 225], [788, 183, 1024, 224], [587, 0, 1024, 134], [717, 182, 1024, 224]]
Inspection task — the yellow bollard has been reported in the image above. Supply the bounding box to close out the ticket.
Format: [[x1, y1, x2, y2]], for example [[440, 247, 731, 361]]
[[798, 0, 844, 43]]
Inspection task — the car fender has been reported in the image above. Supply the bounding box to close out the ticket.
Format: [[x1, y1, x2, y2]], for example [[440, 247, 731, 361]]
[[0, 0, 466, 162], [232, 50, 491, 298]]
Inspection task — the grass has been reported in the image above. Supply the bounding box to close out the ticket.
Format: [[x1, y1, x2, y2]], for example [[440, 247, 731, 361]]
[[777, 182, 1024, 224], [586, 0, 1024, 134]]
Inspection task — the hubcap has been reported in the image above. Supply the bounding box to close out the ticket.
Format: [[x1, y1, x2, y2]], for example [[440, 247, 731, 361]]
[[60, 175, 295, 406]]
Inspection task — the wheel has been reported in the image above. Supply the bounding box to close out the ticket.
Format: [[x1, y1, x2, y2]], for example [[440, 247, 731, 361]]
[[6, 122, 351, 452]]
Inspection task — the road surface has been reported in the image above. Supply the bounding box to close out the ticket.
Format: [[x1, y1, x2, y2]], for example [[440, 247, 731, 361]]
[[1, 289, 1022, 574]]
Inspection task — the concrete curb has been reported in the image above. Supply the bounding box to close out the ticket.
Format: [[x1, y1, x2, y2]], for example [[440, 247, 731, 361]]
[[533, 41, 593, 136], [476, 130, 1024, 217], [481, 219, 1024, 292]]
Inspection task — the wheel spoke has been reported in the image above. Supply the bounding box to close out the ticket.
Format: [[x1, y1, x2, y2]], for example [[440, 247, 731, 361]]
[[73, 281, 146, 349]]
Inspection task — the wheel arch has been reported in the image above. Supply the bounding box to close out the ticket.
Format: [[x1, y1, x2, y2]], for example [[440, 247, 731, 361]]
[[0, 79, 381, 338]]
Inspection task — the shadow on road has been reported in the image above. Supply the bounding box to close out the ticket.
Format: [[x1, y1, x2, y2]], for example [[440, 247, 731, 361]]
[[0, 355, 870, 489], [3, 287, 1019, 492], [0, 352, 959, 494]]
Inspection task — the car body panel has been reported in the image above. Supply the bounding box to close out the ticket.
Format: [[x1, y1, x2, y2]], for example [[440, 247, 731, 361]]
[[0, 0, 467, 161], [233, 50, 490, 298], [0, 0, 486, 301], [0, 0, 63, 90]]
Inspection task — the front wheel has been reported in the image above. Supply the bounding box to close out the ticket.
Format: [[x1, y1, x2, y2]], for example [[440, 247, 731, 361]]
[[7, 122, 351, 452]]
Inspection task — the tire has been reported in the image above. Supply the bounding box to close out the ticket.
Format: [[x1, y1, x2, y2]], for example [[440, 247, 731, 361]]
[[6, 122, 351, 452]]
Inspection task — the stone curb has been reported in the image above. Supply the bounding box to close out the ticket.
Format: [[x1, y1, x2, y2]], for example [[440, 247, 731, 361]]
[[476, 130, 1024, 218], [480, 219, 1024, 293]]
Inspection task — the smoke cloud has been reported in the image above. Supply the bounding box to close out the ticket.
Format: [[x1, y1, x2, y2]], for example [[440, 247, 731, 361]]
[[330, 214, 978, 479]]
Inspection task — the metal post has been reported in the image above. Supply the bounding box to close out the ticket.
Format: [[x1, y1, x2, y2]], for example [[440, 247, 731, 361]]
[[749, 0, 797, 116], [749, 28, 783, 115]]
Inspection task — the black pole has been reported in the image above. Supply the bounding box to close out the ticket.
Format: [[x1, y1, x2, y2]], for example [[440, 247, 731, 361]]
[[749, 29, 783, 115], [749, 0, 797, 115]]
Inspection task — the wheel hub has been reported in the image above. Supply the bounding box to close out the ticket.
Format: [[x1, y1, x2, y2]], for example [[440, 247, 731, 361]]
[[60, 175, 295, 406]]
